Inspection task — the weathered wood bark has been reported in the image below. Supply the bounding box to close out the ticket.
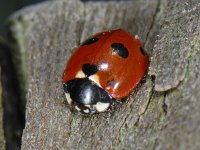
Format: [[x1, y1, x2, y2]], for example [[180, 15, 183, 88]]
[[0, 72, 5, 149], [0, 39, 24, 150], [0, 40, 6, 150], [5, 0, 200, 149]]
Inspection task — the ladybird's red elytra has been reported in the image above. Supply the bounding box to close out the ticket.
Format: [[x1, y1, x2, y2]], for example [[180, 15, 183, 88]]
[[62, 29, 149, 114]]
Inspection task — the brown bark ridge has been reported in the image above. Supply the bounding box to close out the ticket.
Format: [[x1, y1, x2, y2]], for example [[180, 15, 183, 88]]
[[5, 0, 200, 149]]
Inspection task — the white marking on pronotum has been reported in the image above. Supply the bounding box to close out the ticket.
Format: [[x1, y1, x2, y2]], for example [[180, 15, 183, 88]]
[[75, 70, 86, 78], [65, 93, 72, 105], [89, 74, 101, 87], [83, 109, 90, 113], [94, 102, 110, 112], [75, 106, 81, 111]]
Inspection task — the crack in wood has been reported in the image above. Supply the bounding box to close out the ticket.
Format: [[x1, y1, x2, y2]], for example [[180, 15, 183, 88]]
[[144, 0, 162, 45]]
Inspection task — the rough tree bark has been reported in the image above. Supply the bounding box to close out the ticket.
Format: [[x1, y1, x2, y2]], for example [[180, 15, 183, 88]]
[[3, 0, 200, 149]]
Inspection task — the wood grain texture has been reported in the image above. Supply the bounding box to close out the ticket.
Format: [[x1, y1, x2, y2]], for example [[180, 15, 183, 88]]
[[149, 0, 200, 149], [6, 0, 200, 149]]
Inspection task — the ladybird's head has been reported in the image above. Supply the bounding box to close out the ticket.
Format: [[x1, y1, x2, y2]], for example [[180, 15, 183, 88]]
[[63, 71, 113, 114]]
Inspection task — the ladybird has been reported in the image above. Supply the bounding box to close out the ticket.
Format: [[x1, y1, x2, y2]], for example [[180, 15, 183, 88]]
[[62, 29, 149, 114]]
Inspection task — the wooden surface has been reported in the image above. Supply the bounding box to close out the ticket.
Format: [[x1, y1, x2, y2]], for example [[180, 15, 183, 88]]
[[0, 70, 5, 149], [0, 39, 20, 150], [5, 0, 200, 149]]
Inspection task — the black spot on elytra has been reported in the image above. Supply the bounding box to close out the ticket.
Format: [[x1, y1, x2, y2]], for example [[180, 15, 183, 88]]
[[81, 37, 99, 46], [140, 47, 146, 56], [111, 43, 129, 58], [82, 63, 98, 77]]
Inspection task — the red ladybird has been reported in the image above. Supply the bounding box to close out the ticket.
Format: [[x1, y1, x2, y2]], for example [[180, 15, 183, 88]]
[[62, 29, 148, 113]]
